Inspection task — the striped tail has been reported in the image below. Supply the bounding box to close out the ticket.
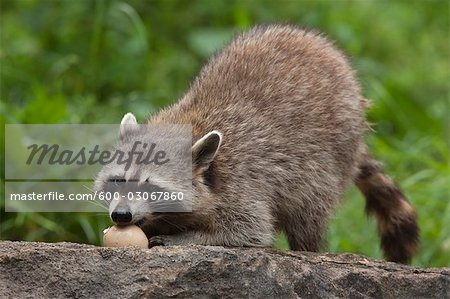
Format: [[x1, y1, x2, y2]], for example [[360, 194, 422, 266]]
[[355, 151, 419, 264]]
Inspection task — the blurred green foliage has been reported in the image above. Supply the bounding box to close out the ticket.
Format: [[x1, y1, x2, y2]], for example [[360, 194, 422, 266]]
[[1, 0, 448, 267]]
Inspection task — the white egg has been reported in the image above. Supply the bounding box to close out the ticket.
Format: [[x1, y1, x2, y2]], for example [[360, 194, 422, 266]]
[[103, 225, 148, 248]]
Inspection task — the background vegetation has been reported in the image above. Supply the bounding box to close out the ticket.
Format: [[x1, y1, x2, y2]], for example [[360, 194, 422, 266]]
[[1, 0, 448, 267]]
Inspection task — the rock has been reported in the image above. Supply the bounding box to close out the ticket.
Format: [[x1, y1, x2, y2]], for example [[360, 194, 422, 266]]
[[0, 241, 448, 298]]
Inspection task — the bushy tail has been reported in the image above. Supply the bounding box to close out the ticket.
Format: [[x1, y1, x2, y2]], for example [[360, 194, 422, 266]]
[[355, 151, 419, 264]]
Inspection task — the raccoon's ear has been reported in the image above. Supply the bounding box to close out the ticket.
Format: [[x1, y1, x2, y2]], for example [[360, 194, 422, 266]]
[[192, 131, 222, 170], [119, 112, 138, 142]]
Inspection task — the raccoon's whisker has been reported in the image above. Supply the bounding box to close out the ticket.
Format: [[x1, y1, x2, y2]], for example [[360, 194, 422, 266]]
[[79, 184, 109, 211], [160, 217, 187, 232]]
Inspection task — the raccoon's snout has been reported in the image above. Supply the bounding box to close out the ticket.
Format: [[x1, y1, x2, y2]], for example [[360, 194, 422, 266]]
[[111, 208, 132, 224]]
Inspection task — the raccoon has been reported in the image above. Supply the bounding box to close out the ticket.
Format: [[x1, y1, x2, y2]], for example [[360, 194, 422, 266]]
[[95, 25, 419, 263]]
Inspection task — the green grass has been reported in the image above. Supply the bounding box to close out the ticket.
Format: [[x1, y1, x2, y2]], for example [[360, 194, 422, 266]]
[[1, 0, 448, 268]]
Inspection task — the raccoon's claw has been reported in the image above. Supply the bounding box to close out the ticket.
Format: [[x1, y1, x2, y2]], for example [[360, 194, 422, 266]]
[[149, 236, 167, 247]]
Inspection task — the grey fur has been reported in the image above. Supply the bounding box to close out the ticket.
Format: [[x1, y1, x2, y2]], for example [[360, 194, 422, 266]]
[[95, 25, 418, 263]]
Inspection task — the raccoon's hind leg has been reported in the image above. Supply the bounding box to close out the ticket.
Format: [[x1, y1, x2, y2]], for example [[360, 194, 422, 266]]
[[283, 223, 323, 252], [280, 204, 329, 252]]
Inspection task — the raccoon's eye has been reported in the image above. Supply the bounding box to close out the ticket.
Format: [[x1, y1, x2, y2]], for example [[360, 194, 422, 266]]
[[107, 177, 126, 186]]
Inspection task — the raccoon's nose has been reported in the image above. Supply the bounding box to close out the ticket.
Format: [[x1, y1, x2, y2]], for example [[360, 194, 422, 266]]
[[111, 209, 132, 224]]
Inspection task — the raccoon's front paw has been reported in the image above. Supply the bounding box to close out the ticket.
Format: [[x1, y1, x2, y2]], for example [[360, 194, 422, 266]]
[[149, 235, 171, 247]]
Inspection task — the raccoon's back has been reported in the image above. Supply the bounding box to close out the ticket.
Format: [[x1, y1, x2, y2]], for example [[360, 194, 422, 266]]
[[151, 25, 367, 189]]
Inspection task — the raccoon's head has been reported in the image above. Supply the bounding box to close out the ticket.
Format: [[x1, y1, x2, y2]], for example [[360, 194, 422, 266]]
[[94, 112, 222, 226]]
